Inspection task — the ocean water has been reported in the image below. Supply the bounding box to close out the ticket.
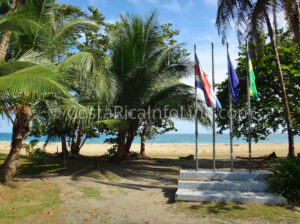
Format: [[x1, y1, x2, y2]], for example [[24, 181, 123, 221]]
[[0, 133, 299, 144]]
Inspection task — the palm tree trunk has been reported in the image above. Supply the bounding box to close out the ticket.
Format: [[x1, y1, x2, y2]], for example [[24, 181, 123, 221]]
[[75, 129, 83, 155], [264, 10, 295, 157], [0, 106, 31, 183], [115, 130, 126, 161], [124, 131, 135, 156], [70, 129, 77, 156], [140, 134, 146, 158], [61, 135, 68, 157], [124, 122, 139, 157], [140, 122, 147, 158], [0, 0, 21, 61]]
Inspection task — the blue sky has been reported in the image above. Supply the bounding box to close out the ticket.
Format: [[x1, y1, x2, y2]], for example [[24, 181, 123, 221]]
[[0, 0, 240, 134]]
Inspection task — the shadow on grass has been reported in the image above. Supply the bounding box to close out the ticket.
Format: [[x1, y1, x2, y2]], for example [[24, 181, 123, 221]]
[[0, 153, 270, 179], [1, 152, 271, 205], [204, 202, 245, 214]]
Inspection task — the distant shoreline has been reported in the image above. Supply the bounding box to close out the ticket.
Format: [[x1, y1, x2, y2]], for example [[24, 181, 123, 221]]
[[0, 140, 291, 145], [0, 141, 299, 158], [0, 133, 299, 145]]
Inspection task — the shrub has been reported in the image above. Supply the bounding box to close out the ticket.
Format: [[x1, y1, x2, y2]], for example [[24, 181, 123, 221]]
[[22, 139, 47, 161], [267, 155, 300, 202]]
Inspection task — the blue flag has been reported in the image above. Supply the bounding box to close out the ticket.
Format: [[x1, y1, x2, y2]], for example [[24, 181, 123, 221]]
[[227, 54, 239, 104]]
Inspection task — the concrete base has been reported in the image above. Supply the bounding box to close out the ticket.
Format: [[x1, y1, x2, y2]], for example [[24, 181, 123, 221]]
[[178, 180, 267, 192], [180, 170, 269, 181], [175, 169, 286, 205], [175, 189, 286, 205]]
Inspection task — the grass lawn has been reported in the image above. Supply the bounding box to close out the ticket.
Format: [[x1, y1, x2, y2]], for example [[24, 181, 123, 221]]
[[0, 153, 94, 177], [175, 201, 300, 223], [79, 186, 103, 199], [0, 180, 61, 223]]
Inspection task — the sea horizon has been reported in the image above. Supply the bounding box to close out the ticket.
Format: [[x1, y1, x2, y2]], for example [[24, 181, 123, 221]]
[[0, 133, 299, 145]]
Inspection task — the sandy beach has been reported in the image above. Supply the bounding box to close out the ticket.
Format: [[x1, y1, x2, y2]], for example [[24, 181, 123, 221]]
[[0, 141, 299, 158]]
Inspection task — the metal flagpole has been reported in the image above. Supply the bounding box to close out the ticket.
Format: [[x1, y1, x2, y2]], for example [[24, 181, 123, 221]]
[[227, 42, 234, 172], [194, 44, 199, 171], [212, 42, 216, 172], [246, 39, 252, 173]]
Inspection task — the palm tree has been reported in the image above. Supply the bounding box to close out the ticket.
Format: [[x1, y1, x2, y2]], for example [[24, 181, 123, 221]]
[[0, 0, 98, 182], [216, 0, 295, 157], [0, 52, 67, 183], [52, 50, 116, 156], [109, 12, 211, 161]]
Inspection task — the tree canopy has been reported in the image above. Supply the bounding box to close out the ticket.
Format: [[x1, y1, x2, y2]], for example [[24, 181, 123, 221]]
[[216, 30, 300, 142]]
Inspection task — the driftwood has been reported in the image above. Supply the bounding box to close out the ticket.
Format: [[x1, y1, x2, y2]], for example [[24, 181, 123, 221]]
[[236, 152, 277, 160], [179, 154, 194, 160]]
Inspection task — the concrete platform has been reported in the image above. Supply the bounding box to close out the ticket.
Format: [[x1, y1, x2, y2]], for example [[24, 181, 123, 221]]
[[180, 170, 269, 181], [175, 169, 286, 205], [175, 189, 287, 205], [178, 180, 268, 192]]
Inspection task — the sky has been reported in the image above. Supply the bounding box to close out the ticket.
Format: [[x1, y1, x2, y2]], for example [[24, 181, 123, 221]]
[[0, 0, 241, 134]]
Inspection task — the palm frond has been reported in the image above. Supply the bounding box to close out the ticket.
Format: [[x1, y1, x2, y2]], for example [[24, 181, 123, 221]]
[[18, 49, 51, 64], [0, 63, 67, 98], [0, 15, 42, 33], [52, 19, 98, 42], [279, 0, 300, 46], [216, 0, 253, 44], [58, 51, 97, 73]]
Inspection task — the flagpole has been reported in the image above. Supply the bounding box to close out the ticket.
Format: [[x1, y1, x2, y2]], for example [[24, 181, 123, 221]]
[[212, 42, 216, 172], [227, 42, 234, 172], [194, 44, 199, 171], [246, 39, 252, 173]]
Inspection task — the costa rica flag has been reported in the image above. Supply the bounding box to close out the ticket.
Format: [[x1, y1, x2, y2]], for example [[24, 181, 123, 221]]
[[195, 52, 222, 109]]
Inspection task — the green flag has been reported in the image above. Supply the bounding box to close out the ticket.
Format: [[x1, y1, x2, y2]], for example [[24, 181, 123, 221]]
[[247, 52, 258, 99]]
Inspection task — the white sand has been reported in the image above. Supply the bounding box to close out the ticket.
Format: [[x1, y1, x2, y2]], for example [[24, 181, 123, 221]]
[[0, 141, 299, 158]]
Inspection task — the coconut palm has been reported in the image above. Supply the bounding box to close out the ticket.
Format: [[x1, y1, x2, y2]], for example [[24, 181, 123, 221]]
[[0, 0, 98, 182], [216, 0, 295, 156], [41, 50, 117, 156], [109, 12, 211, 161], [0, 52, 68, 183]]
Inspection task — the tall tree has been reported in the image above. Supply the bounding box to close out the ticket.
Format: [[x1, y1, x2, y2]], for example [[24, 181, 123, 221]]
[[216, 0, 295, 156], [0, 0, 98, 183], [109, 12, 210, 161], [0, 52, 67, 183], [216, 30, 299, 143]]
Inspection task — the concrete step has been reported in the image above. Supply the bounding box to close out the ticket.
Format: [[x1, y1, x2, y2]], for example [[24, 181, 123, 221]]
[[175, 189, 286, 205], [178, 180, 268, 192], [180, 170, 269, 181]]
